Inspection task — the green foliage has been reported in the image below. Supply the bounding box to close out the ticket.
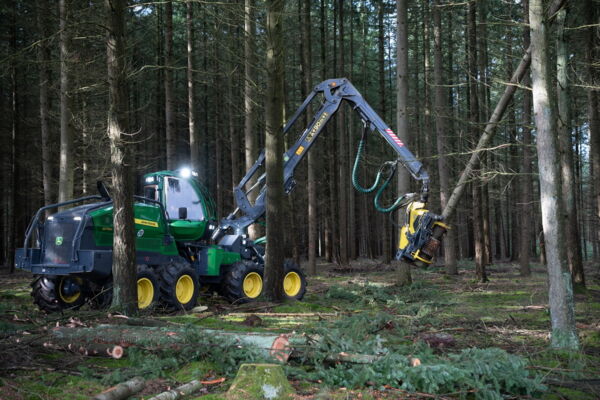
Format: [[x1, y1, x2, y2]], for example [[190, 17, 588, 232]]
[[325, 282, 451, 317], [289, 313, 546, 399]]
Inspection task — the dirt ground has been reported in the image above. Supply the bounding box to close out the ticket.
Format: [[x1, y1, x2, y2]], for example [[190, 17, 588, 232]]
[[1, 259, 599, 399]]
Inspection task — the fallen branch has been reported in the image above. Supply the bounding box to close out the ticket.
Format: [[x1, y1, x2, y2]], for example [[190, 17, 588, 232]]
[[92, 376, 144, 400], [147, 379, 212, 400]]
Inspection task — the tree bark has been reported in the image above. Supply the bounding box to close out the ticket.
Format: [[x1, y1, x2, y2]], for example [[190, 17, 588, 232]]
[[337, 0, 349, 266], [244, 0, 260, 240], [556, 6, 584, 287], [467, 1, 487, 282], [187, 1, 199, 172], [165, 1, 176, 170], [585, 0, 600, 262], [529, 0, 578, 349], [37, 0, 53, 209], [432, 0, 457, 275], [519, 0, 533, 276], [106, 0, 137, 315], [58, 0, 74, 204], [378, 0, 391, 264], [263, 0, 285, 301], [302, 0, 317, 275]]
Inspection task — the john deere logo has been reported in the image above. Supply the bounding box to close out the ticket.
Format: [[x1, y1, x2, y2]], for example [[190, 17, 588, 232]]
[[55, 236, 63, 246]]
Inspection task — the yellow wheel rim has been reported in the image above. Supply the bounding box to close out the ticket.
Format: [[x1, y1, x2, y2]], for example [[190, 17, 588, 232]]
[[243, 272, 263, 298], [58, 277, 81, 304], [176, 275, 195, 304], [137, 277, 154, 309], [283, 272, 302, 297]]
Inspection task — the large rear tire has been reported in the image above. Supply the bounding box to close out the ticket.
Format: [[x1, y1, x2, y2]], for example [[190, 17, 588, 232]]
[[282, 260, 307, 300], [222, 261, 264, 303], [31, 276, 86, 313], [159, 263, 199, 311]]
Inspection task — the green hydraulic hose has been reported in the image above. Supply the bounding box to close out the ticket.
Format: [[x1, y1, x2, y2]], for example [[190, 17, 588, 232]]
[[352, 138, 383, 193], [352, 136, 407, 213], [373, 166, 405, 213]]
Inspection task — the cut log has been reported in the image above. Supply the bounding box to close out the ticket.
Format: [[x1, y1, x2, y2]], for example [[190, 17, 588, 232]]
[[49, 325, 293, 362], [43, 341, 124, 359], [92, 376, 144, 400], [147, 379, 205, 400], [44, 325, 384, 366]]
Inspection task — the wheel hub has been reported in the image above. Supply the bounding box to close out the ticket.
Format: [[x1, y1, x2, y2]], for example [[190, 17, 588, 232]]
[[243, 272, 263, 298], [283, 272, 301, 297], [137, 277, 154, 309], [175, 275, 194, 304], [59, 277, 82, 303]]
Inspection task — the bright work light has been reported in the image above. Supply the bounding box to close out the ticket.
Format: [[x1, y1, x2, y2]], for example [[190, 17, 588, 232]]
[[180, 167, 192, 178]]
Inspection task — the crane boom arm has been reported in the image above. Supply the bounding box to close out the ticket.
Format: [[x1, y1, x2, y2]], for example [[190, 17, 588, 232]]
[[219, 78, 429, 234]]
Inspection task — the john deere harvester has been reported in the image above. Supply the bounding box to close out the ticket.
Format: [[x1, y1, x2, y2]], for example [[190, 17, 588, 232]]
[[15, 78, 446, 312]]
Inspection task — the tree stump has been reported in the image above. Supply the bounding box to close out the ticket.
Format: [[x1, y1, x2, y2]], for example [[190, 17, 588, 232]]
[[226, 363, 294, 400], [393, 260, 412, 286]]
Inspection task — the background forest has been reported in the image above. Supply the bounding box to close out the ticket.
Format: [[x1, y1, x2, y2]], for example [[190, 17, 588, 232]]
[[0, 0, 599, 284]]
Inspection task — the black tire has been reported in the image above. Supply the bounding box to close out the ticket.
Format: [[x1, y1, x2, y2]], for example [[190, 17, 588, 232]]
[[282, 260, 307, 300], [137, 265, 161, 310], [159, 263, 199, 311], [222, 261, 264, 303], [31, 275, 86, 313]]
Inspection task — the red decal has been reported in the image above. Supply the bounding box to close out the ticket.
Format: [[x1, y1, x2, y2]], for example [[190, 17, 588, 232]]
[[386, 130, 404, 147]]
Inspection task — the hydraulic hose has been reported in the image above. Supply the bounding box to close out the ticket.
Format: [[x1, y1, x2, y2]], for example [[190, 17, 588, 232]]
[[352, 133, 407, 213], [352, 138, 383, 193], [373, 162, 406, 213]]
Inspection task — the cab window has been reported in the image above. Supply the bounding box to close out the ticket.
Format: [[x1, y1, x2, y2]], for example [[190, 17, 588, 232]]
[[165, 177, 204, 221], [144, 185, 158, 201]]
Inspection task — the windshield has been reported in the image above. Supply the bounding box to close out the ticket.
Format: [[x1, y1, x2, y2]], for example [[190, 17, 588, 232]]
[[164, 177, 204, 221]]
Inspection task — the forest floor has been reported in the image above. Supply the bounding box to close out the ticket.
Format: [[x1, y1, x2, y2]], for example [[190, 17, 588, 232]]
[[0, 259, 599, 400]]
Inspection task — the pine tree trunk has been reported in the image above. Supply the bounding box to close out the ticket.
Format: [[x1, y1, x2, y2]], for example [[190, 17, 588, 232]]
[[432, 0, 457, 275], [378, 0, 391, 264], [302, 0, 317, 275], [37, 0, 53, 209], [529, 0, 578, 349], [106, 0, 137, 315], [585, 0, 600, 262], [263, 0, 285, 301], [556, 6, 584, 287], [165, 1, 176, 170], [244, 0, 260, 240], [337, 0, 349, 266], [58, 0, 74, 204], [519, 0, 533, 276], [187, 1, 199, 173], [467, 1, 487, 282], [8, 4, 18, 272]]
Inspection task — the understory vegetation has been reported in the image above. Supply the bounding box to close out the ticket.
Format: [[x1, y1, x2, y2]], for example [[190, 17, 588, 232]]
[[1, 260, 599, 399]]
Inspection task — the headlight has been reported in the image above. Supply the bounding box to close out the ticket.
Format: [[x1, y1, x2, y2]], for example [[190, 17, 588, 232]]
[[180, 167, 192, 178], [145, 176, 155, 183]]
